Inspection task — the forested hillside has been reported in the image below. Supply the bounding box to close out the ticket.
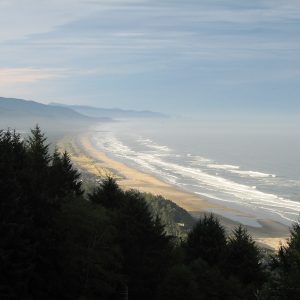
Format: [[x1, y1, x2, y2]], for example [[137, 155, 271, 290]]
[[143, 193, 196, 238], [1, 126, 300, 299]]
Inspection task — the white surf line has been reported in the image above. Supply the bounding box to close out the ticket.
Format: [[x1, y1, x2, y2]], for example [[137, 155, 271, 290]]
[[93, 132, 300, 222]]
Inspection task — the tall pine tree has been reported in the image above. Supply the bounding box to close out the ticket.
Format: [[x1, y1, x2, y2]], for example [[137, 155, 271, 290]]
[[269, 220, 300, 299], [185, 214, 227, 265], [50, 149, 82, 198]]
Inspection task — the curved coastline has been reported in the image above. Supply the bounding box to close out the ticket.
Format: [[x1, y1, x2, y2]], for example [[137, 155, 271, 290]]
[[61, 130, 290, 250]]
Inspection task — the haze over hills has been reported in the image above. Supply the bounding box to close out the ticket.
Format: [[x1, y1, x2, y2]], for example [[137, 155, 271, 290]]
[[0, 97, 93, 120], [0, 97, 106, 131], [49, 102, 167, 119], [0, 97, 166, 132]]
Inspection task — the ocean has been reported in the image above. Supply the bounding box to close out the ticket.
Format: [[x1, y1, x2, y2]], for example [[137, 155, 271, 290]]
[[91, 115, 300, 226]]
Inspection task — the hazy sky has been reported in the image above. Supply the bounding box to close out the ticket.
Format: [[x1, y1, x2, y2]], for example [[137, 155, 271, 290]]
[[0, 0, 299, 113]]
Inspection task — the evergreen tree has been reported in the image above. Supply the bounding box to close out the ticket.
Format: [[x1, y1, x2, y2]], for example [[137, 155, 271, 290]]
[[61, 151, 82, 195], [24, 125, 53, 215], [2, 126, 284, 300], [117, 190, 173, 300], [88, 176, 123, 209], [226, 225, 265, 298], [269, 220, 300, 299], [0, 129, 34, 299], [22, 127, 66, 298], [157, 265, 199, 300], [185, 214, 227, 265], [54, 199, 123, 299], [50, 149, 82, 198], [190, 258, 244, 300], [26, 124, 50, 171]]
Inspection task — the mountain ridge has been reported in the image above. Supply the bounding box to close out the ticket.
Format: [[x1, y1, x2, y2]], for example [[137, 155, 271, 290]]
[[0, 97, 108, 131], [49, 102, 167, 119]]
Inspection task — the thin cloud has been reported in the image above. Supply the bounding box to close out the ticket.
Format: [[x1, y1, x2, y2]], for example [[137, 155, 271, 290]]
[[0, 0, 146, 40], [0, 63, 165, 87], [0, 0, 299, 110], [0, 68, 71, 85]]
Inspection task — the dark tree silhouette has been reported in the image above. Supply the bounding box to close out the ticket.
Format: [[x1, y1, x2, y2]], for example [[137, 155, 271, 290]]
[[185, 214, 227, 265], [50, 149, 82, 198], [269, 220, 300, 299], [88, 176, 123, 209], [117, 189, 173, 300], [157, 265, 199, 300], [26, 124, 50, 172], [0, 129, 33, 299], [225, 225, 265, 299], [3, 126, 294, 300], [226, 226, 264, 284]]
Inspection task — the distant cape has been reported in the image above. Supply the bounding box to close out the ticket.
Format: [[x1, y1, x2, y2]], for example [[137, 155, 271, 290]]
[[0, 97, 167, 131], [0, 97, 108, 131], [49, 102, 167, 119]]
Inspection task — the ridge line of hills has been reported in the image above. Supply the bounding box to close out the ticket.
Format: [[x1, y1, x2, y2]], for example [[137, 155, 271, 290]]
[[49, 102, 167, 119], [0, 97, 166, 130]]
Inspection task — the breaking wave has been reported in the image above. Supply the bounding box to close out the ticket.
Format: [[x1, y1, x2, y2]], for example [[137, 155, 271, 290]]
[[92, 130, 300, 225]]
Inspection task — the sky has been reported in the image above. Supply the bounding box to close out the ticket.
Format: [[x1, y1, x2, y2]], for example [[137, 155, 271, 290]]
[[0, 0, 299, 114]]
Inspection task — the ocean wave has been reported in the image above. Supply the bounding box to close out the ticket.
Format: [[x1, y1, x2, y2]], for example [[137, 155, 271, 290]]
[[207, 164, 240, 170], [137, 137, 172, 152], [92, 131, 300, 224], [189, 155, 213, 164], [206, 163, 277, 179], [230, 170, 276, 178]]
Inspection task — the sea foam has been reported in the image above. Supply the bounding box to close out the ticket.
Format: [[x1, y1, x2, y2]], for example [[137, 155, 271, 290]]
[[229, 170, 277, 178], [92, 130, 300, 225]]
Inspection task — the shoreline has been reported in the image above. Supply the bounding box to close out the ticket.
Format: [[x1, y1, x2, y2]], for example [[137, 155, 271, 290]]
[[59, 130, 290, 250]]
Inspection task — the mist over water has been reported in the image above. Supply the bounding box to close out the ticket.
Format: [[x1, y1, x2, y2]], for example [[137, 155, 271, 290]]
[[92, 115, 300, 226]]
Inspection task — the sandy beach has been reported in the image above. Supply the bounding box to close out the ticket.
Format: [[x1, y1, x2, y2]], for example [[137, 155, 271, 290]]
[[58, 131, 290, 250]]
